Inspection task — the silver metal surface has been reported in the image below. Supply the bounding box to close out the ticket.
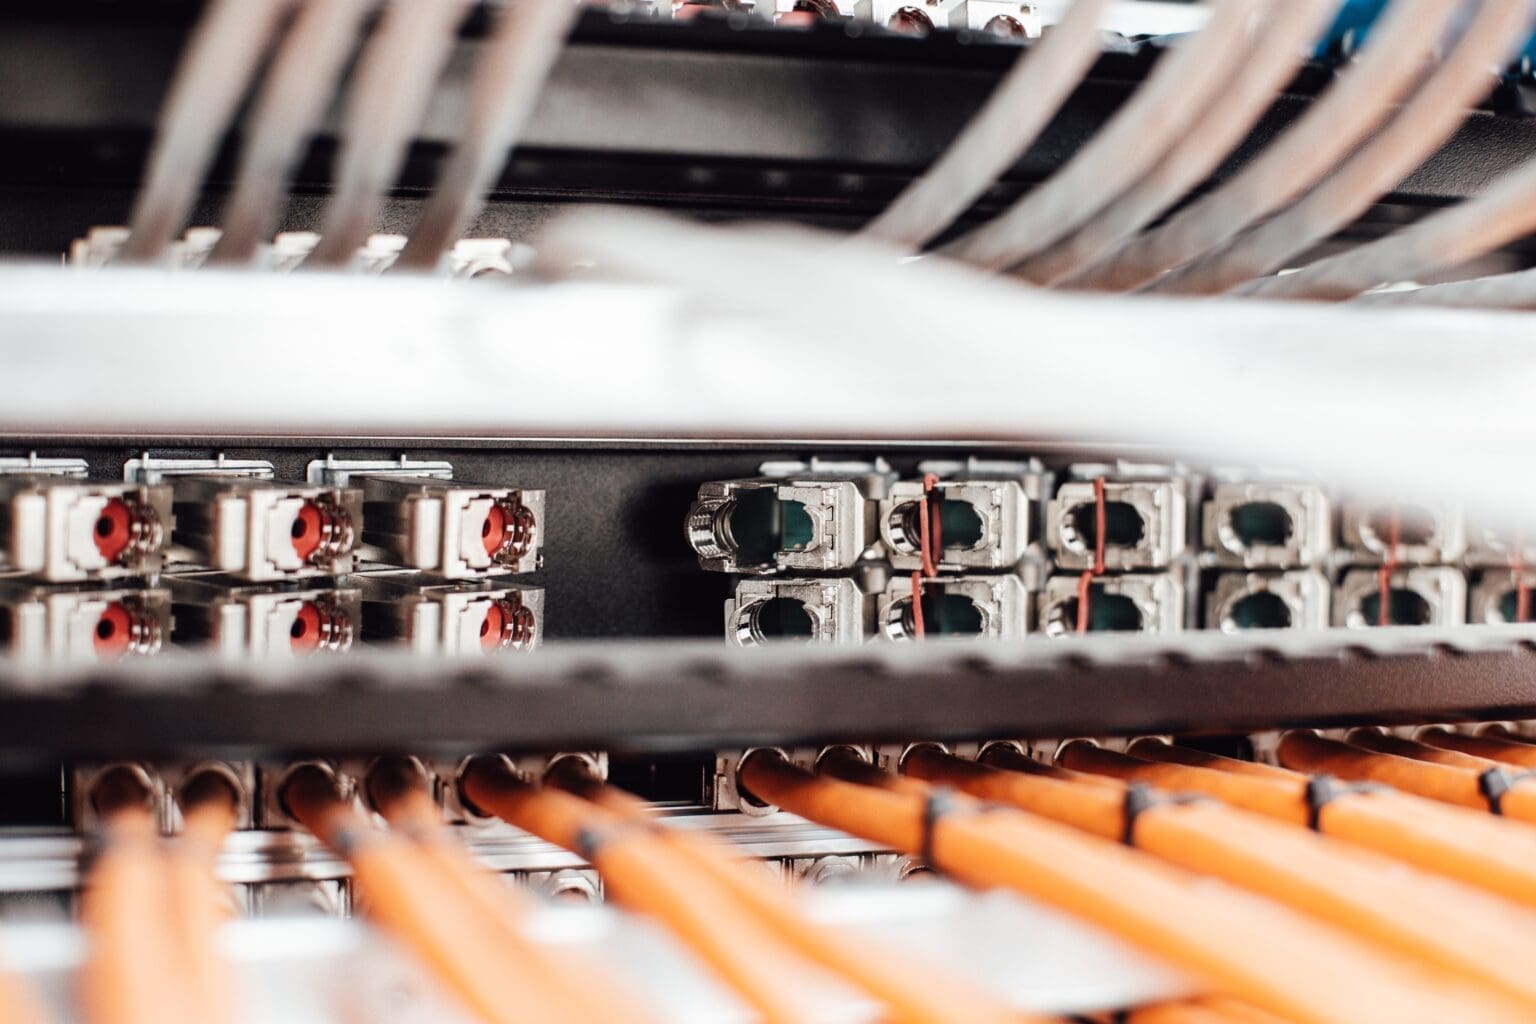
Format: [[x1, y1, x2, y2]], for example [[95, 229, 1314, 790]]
[[1202, 478, 1332, 569], [727, 576, 872, 646], [357, 572, 543, 654], [0, 582, 170, 662], [169, 575, 360, 658], [879, 462, 1038, 573], [1048, 469, 1188, 572], [1335, 567, 1469, 629], [168, 477, 363, 581], [877, 573, 1030, 641], [1038, 571, 1185, 637], [1207, 570, 1331, 634], [351, 475, 544, 578], [0, 477, 171, 583]]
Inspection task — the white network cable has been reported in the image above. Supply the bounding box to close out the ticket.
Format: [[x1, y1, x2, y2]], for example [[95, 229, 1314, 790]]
[[939, 0, 1262, 272], [395, 0, 579, 271], [856, 0, 1111, 251], [1083, 0, 1464, 293], [1154, 0, 1536, 296], [1238, 148, 1536, 301], [1019, 0, 1339, 287], [117, 0, 290, 264], [210, 0, 379, 264], [308, 0, 475, 267]]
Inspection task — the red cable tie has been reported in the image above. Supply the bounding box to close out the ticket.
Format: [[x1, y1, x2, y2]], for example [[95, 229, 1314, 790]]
[[1077, 478, 1108, 635], [911, 473, 943, 640], [1377, 507, 1401, 628], [910, 571, 926, 639]]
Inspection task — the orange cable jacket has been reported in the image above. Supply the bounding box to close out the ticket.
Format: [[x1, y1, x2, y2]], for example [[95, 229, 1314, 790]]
[[1424, 727, 1536, 768], [379, 789, 654, 1024], [1098, 740, 1536, 909], [907, 748, 1536, 1011], [80, 807, 191, 1024], [0, 971, 48, 1024], [554, 765, 1037, 1024], [1343, 731, 1536, 822], [167, 798, 241, 1024], [287, 786, 560, 1024], [461, 766, 841, 1024], [738, 752, 1527, 1024], [1278, 732, 1493, 811], [1126, 998, 1287, 1024]]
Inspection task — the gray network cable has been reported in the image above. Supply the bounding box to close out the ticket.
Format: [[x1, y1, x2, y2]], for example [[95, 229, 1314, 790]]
[[1237, 145, 1536, 301], [1154, 0, 1536, 296], [210, 0, 379, 264], [395, 0, 579, 271], [116, 0, 291, 263], [308, 0, 475, 268], [1082, 0, 1465, 292], [1356, 268, 1536, 309], [856, 0, 1110, 251], [1018, 0, 1339, 288], [938, 0, 1262, 272]]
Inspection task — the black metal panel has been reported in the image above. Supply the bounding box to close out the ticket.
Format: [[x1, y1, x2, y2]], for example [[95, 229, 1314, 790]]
[[1, 629, 1534, 762]]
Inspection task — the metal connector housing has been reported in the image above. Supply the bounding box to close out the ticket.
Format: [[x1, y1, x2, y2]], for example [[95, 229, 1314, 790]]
[[0, 582, 169, 662], [1206, 570, 1330, 633], [1047, 474, 1187, 571], [170, 477, 362, 580], [170, 575, 360, 658], [965, 0, 1040, 36], [1335, 567, 1468, 629], [1202, 480, 1331, 569], [873, 0, 968, 32], [1470, 569, 1536, 624], [879, 474, 1032, 572], [358, 573, 543, 655], [726, 577, 870, 646], [1340, 501, 1466, 565], [356, 477, 545, 578], [0, 476, 171, 582], [1038, 573, 1185, 637], [877, 573, 1029, 641]]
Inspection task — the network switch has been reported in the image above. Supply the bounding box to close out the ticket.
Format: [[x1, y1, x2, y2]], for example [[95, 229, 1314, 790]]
[[0, 582, 169, 662], [1047, 466, 1188, 572], [877, 573, 1029, 640], [1335, 567, 1468, 628], [1206, 570, 1331, 633], [1038, 572, 1185, 636], [1202, 477, 1332, 569], [726, 577, 872, 646], [358, 573, 543, 654], [167, 477, 363, 581], [170, 575, 361, 657], [0, 476, 171, 583], [687, 461, 893, 575]]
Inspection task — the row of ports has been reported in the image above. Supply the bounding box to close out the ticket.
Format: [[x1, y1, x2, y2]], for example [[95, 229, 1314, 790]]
[[725, 565, 1516, 643], [687, 460, 1489, 578], [0, 572, 542, 661], [0, 464, 543, 585]]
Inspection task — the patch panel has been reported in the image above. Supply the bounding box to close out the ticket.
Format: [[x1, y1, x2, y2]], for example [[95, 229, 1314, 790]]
[[0, 582, 169, 662], [1340, 500, 1467, 566], [1201, 476, 1332, 569], [726, 576, 873, 646], [876, 572, 1029, 640], [1205, 570, 1331, 633], [1334, 566, 1468, 629], [0, 475, 171, 583], [686, 460, 893, 575], [170, 575, 360, 658], [1038, 572, 1185, 637], [878, 459, 1041, 573], [1046, 464, 1189, 572], [357, 573, 544, 655], [166, 477, 363, 581]]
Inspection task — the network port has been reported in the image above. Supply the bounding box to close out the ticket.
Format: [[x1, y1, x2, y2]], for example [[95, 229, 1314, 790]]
[[874, 0, 966, 33], [170, 574, 360, 657], [358, 572, 543, 654], [877, 574, 1028, 641], [1470, 569, 1536, 624], [727, 577, 871, 646], [169, 477, 362, 581], [1206, 571, 1330, 633], [0, 476, 171, 582], [1038, 572, 1185, 637], [0, 582, 169, 661], [1047, 466, 1187, 572], [965, 0, 1041, 37], [1335, 567, 1467, 629], [1340, 501, 1466, 565], [878, 461, 1038, 572], [687, 461, 891, 575], [1203, 478, 1331, 569], [352, 476, 544, 578], [773, 0, 869, 22]]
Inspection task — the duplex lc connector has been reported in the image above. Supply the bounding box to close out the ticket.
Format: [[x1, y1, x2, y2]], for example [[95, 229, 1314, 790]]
[[0, 475, 171, 582], [169, 477, 362, 581], [358, 572, 543, 654]]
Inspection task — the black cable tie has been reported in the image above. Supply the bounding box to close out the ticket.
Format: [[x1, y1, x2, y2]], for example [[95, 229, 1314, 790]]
[[1304, 774, 1387, 831], [1120, 783, 1206, 847], [575, 819, 652, 863], [1476, 766, 1536, 815], [918, 787, 1009, 871]]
